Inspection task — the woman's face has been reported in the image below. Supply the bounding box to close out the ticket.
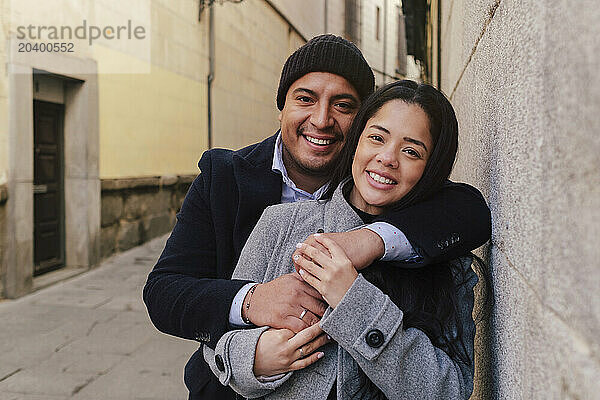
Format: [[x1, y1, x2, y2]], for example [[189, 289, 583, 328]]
[[350, 100, 433, 215]]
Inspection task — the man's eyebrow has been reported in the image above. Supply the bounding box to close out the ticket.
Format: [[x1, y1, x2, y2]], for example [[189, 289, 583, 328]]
[[292, 88, 359, 104], [292, 88, 317, 97], [404, 137, 428, 152], [331, 93, 360, 104]]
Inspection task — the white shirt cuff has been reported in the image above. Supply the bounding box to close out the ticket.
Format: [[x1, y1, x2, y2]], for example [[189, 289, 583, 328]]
[[229, 282, 257, 327], [364, 222, 418, 262]]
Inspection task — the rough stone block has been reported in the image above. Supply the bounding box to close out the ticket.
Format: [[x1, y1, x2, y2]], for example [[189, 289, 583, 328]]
[[160, 174, 178, 187], [123, 191, 171, 220], [116, 221, 141, 252], [100, 224, 118, 260], [0, 184, 7, 203], [141, 213, 175, 241], [0, 203, 5, 297], [100, 194, 123, 227], [101, 177, 160, 191]]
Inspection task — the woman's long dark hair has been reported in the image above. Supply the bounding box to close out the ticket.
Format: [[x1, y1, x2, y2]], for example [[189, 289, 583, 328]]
[[325, 81, 491, 398]]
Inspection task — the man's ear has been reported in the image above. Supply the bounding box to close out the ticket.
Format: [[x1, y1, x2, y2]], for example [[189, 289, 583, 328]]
[[278, 111, 282, 122]]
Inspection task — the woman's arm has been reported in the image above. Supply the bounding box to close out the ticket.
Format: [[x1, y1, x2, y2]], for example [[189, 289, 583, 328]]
[[206, 206, 328, 397], [321, 260, 477, 399], [295, 238, 477, 399]]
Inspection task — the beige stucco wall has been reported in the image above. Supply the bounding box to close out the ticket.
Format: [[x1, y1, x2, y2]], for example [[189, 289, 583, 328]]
[[438, 0, 600, 398], [0, 1, 9, 184], [210, 0, 305, 150], [359, 0, 402, 85], [269, 0, 326, 39], [98, 0, 207, 178]]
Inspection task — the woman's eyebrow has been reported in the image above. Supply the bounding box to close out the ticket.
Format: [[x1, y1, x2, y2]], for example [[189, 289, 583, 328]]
[[404, 137, 428, 152], [369, 124, 390, 134]]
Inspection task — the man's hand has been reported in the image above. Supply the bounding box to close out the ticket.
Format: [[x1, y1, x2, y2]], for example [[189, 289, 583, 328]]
[[243, 273, 327, 333], [253, 325, 330, 377], [293, 229, 384, 271]]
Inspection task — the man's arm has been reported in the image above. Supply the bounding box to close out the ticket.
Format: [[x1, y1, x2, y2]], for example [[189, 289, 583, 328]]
[[143, 170, 251, 347], [297, 181, 491, 269], [375, 181, 491, 266], [143, 150, 326, 348]]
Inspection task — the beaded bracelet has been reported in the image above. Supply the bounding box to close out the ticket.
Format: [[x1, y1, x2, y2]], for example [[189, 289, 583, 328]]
[[242, 284, 259, 325]]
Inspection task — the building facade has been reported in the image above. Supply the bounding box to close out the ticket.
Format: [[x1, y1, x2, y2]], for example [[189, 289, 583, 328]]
[[425, 0, 600, 398], [0, 0, 414, 299]]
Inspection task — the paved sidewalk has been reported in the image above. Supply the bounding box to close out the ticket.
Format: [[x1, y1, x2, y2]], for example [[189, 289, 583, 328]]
[[0, 235, 198, 400]]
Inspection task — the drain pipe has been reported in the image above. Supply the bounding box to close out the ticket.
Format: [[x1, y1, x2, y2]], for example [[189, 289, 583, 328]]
[[382, 0, 387, 83], [207, 4, 215, 149], [324, 0, 328, 33], [437, 0, 442, 88]]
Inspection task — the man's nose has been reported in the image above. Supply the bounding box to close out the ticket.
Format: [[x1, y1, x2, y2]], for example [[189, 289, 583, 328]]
[[309, 103, 334, 130]]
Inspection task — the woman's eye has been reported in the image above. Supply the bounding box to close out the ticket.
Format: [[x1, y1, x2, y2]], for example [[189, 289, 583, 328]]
[[403, 148, 421, 158], [368, 134, 384, 143]]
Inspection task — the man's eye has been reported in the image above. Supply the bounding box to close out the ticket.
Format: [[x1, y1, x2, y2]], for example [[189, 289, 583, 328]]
[[297, 96, 313, 103], [335, 102, 355, 113]]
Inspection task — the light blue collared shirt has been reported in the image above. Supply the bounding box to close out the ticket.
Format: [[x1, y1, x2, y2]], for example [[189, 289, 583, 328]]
[[229, 132, 418, 326]]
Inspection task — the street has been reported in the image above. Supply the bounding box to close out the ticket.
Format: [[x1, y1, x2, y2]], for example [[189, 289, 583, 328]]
[[0, 235, 198, 400]]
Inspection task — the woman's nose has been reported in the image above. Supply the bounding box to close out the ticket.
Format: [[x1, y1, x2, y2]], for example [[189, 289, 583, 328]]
[[376, 150, 399, 169]]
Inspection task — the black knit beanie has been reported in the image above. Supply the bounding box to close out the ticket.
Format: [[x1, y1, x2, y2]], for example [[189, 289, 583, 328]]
[[276, 34, 374, 110]]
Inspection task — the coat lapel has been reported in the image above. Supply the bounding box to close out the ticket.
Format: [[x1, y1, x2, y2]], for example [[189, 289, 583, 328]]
[[231, 134, 282, 258]]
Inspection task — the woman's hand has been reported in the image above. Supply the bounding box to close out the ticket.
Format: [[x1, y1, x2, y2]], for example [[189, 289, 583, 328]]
[[253, 324, 329, 377], [293, 235, 358, 308]]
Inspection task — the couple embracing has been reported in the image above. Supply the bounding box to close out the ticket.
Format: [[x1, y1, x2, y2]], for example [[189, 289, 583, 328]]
[[144, 34, 492, 399]]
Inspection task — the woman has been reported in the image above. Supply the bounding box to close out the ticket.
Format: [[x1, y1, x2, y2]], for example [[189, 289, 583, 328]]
[[204, 80, 489, 399]]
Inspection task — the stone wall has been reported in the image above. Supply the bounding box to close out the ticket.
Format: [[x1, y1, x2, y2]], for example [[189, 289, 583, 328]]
[[435, 0, 600, 398], [100, 175, 195, 260], [0, 184, 7, 297]]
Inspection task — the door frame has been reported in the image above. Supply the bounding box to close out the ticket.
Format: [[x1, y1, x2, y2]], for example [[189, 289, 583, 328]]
[[3, 54, 100, 298]]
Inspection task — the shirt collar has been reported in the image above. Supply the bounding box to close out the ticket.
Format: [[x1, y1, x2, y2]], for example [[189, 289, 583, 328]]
[[271, 131, 329, 200]]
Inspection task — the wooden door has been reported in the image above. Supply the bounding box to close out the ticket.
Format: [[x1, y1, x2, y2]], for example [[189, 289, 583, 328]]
[[33, 100, 65, 275]]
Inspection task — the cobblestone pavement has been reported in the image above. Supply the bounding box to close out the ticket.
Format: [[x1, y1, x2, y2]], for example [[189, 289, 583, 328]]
[[0, 235, 198, 400]]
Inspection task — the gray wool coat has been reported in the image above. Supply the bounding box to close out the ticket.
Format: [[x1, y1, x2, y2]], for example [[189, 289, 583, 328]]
[[203, 183, 478, 399]]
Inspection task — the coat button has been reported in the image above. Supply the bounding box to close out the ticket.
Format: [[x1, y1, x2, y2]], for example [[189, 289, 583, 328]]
[[215, 354, 225, 372], [365, 329, 384, 348], [317, 229, 324, 233]]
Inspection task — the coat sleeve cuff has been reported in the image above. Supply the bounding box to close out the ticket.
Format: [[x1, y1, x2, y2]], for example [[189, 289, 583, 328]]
[[320, 274, 403, 361], [203, 327, 292, 398]]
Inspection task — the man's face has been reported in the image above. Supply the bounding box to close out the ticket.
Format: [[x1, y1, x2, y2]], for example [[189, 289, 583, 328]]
[[279, 72, 360, 180]]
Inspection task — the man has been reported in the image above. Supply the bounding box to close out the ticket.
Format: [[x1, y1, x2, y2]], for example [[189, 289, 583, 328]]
[[143, 35, 491, 399]]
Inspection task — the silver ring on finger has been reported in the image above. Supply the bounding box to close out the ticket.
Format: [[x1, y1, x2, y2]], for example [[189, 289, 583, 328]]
[[299, 308, 307, 320], [299, 347, 304, 358]]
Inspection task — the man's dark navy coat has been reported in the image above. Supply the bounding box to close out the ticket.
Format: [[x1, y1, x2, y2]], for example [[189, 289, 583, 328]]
[[143, 133, 491, 399]]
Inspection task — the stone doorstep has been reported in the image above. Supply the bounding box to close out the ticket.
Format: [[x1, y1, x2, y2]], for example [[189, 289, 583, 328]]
[[32, 266, 89, 292]]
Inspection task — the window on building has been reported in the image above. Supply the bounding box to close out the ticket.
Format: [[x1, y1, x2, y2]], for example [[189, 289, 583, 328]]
[[376, 6, 381, 41]]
